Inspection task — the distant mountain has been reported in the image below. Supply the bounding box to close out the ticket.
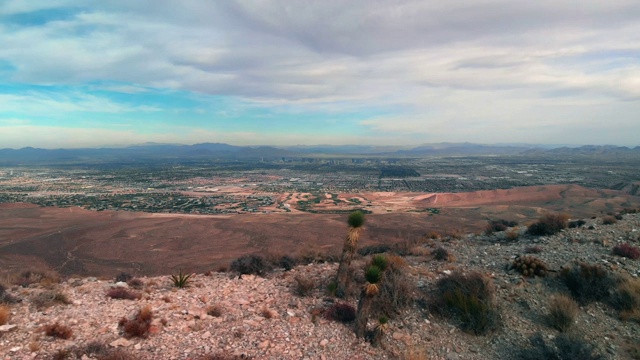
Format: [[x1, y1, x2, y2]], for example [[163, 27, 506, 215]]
[[0, 142, 638, 165]]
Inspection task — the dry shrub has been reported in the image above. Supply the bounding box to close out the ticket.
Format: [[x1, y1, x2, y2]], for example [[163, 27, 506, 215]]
[[547, 294, 579, 332], [568, 219, 587, 228], [526, 213, 569, 236], [485, 219, 518, 235], [230, 254, 272, 276], [613, 243, 640, 260], [610, 277, 640, 322], [119, 305, 153, 338], [324, 302, 356, 322], [0, 304, 10, 325], [358, 245, 392, 256], [560, 262, 613, 304], [0, 284, 19, 304], [106, 287, 141, 300], [293, 275, 315, 297], [14, 270, 60, 287], [517, 333, 603, 360], [126, 278, 144, 289], [524, 245, 543, 254], [31, 289, 71, 309], [114, 273, 133, 283], [432, 271, 500, 335], [44, 322, 73, 339], [432, 247, 455, 262], [602, 216, 617, 225], [505, 229, 520, 241], [207, 304, 223, 317]]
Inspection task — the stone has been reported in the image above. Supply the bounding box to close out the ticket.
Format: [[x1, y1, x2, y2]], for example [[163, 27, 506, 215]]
[[258, 340, 270, 349], [0, 324, 17, 332], [319, 339, 329, 347], [110, 338, 133, 347]]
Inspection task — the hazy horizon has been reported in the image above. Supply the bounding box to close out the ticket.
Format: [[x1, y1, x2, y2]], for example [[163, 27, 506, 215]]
[[1, 1, 639, 148]]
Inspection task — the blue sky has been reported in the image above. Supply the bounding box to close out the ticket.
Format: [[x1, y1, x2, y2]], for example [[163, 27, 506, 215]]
[[1, 1, 639, 149]]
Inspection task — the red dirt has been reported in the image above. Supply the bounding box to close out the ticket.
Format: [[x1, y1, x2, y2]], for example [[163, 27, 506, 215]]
[[1, 185, 637, 278]]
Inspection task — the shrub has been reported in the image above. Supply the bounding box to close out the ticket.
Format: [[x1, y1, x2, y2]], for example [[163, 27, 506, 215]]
[[511, 255, 548, 277], [324, 302, 356, 322], [127, 278, 144, 289], [14, 270, 60, 287], [230, 255, 272, 276], [602, 216, 618, 225], [293, 275, 315, 297], [610, 277, 640, 322], [516, 332, 603, 360], [358, 245, 392, 256], [119, 305, 153, 338], [568, 219, 587, 228], [0, 284, 18, 304], [44, 322, 73, 339], [613, 243, 640, 260], [560, 262, 613, 304], [433, 271, 499, 335], [370, 258, 414, 318], [277, 255, 296, 271], [0, 304, 9, 325], [485, 219, 518, 234], [170, 269, 192, 288], [526, 213, 569, 236], [505, 229, 520, 241], [547, 294, 579, 332], [115, 273, 133, 283], [106, 287, 141, 300], [432, 247, 455, 262], [31, 290, 71, 308]]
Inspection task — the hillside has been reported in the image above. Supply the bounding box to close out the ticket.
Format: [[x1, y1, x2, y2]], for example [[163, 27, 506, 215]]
[[0, 213, 639, 359]]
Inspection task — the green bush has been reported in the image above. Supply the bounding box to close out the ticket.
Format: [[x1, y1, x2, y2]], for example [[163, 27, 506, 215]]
[[347, 211, 365, 228], [433, 271, 500, 335]]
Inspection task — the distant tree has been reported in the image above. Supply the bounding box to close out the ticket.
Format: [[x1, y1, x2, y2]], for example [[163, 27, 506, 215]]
[[334, 211, 366, 298]]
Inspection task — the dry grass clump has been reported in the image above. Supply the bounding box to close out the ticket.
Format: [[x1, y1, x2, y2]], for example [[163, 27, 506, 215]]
[[293, 275, 315, 297], [505, 229, 520, 241], [31, 289, 71, 309], [602, 216, 618, 225], [485, 219, 518, 235], [0, 304, 10, 325], [526, 213, 569, 236], [613, 243, 640, 260], [432, 247, 456, 262], [524, 245, 543, 254], [568, 219, 587, 228], [560, 262, 613, 304], [230, 254, 272, 276], [610, 276, 640, 323], [370, 255, 415, 318], [126, 278, 144, 289], [517, 333, 603, 360], [106, 287, 142, 300], [432, 271, 500, 335], [14, 270, 60, 288], [43, 322, 73, 339], [0, 284, 19, 304], [119, 305, 153, 338], [547, 294, 580, 332]]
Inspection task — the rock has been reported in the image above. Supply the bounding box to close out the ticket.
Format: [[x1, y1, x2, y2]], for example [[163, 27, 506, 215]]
[[319, 339, 329, 347], [110, 338, 133, 347], [258, 340, 270, 349], [0, 324, 17, 332]]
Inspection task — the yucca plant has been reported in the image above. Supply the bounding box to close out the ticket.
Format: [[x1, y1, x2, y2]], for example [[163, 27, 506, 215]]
[[371, 255, 388, 271], [170, 269, 192, 288], [335, 211, 366, 297], [365, 265, 383, 296]]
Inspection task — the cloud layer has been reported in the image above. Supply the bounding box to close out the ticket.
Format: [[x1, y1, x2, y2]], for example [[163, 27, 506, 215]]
[[1, 0, 639, 147]]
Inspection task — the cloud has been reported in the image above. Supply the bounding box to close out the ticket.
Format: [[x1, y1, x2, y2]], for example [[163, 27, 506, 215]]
[[0, 0, 639, 146]]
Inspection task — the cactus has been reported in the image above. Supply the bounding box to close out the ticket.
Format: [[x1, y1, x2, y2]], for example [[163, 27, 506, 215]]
[[512, 255, 548, 277]]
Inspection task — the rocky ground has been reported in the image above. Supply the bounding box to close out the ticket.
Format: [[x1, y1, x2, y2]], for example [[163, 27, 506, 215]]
[[0, 213, 639, 360]]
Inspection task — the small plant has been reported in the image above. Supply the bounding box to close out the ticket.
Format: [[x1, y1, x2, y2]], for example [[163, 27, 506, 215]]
[[14, 270, 60, 287], [511, 255, 548, 277], [560, 262, 613, 304], [106, 287, 141, 300], [526, 213, 569, 236], [433, 271, 499, 335], [517, 332, 603, 360], [547, 294, 580, 332], [230, 255, 272, 276], [293, 275, 315, 297], [505, 229, 520, 241], [432, 247, 455, 261], [44, 322, 73, 339], [370, 256, 414, 318], [127, 278, 144, 289], [0, 304, 9, 325], [364, 265, 383, 296], [170, 269, 192, 288], [119, 305, 153, 338], [568, 219, 587, 228], [371, 254, 389, 271], [610, 276, 640, 322], [324, 302, 356, 322], [277, 255, 296, 271], [31, 289, 71, 309], [0, 284, 18, 304], [613, 243, 640, 260], [348, 210, 366, 228], [115, 273, 133, 283], [602, 216, 618, 225], [358, 245, 392, 256], [485, 219, 518, 235]]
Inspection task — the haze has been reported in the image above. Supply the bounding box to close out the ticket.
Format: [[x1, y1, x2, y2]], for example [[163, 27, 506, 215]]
[[1, 1, 639, 149]]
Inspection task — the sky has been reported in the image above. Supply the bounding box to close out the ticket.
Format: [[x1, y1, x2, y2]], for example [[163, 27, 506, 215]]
[[1, 1, 639, 149]]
